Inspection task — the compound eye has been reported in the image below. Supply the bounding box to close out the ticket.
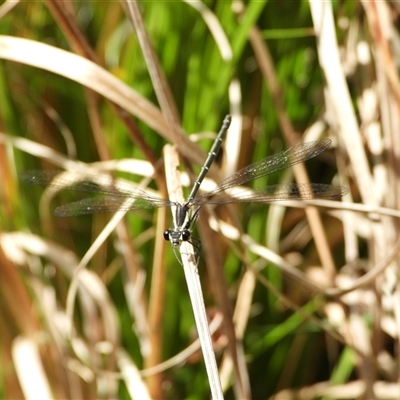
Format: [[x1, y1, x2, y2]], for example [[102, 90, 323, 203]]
[[163, 230, 170, 241], [181, 230, 191, 241]]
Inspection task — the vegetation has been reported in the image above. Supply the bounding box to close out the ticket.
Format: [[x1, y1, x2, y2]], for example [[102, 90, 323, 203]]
[[0, 1, 399, 399]]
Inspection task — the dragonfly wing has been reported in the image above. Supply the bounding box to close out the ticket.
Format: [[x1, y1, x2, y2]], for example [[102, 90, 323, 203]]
[[20, 170, 111, 191], [193, 183, 348, 205], [55, 196, 173, 217], [197, 139, 332, 198], [21, 170, 173, 216], [20, 170, 157, 199]]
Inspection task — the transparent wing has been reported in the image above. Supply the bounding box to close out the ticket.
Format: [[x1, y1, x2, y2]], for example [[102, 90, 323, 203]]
[[21, 170, 173, 215], [54, 196, 169, 217], [193, 183, 348, 205], [194, 139, 332, 201]]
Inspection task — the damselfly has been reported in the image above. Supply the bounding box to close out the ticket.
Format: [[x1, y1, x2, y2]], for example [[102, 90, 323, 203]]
[[21, 115, 348, 250]]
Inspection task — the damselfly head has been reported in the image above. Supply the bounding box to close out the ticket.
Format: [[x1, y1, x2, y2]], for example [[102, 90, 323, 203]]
[[163, 229, 191, 247]]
